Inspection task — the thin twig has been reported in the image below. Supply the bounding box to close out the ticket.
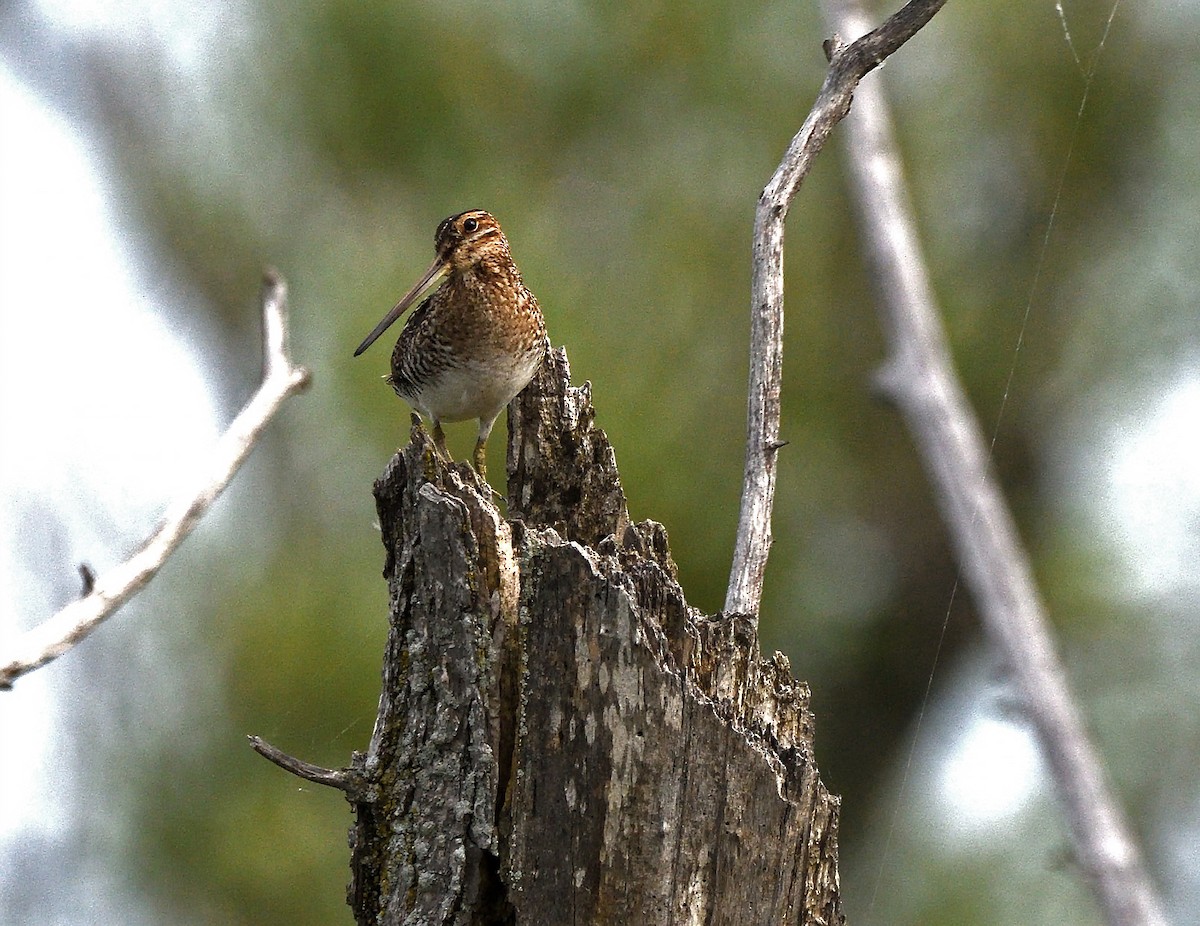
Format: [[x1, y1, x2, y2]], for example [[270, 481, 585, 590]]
[[0, 271, 311, 690], [248, 736, 368, 798], [725, 0, 948, 619], [827, 5, 1168, 925]]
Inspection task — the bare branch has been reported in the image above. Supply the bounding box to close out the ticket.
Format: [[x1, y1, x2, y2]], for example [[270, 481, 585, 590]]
[[0, 271, 311, 690], [725, 0, 948, 619], [248, 736, 368, 799], [826, 5, 1169, 925]]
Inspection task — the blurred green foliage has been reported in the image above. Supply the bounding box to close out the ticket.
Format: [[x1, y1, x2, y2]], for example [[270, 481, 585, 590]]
[[5, 0, 1198, 923]]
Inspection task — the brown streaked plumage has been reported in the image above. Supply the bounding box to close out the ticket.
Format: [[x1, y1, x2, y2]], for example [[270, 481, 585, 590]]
[[354, 210, 548, 482]]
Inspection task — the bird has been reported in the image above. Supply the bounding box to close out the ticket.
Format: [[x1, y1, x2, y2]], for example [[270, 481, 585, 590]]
[[354, 210, 548, 483]]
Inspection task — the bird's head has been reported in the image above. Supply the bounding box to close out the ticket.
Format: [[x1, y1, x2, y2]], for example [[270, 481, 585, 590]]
[[354, 209, 511, 357], [436, 210, 511, 272]]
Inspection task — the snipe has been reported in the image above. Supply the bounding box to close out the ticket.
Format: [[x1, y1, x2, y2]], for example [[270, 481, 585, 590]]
[[355, 210, 548, 482]]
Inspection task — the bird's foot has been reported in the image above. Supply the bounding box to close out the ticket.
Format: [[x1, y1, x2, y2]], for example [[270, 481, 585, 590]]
[[471, 458, 502, 502]]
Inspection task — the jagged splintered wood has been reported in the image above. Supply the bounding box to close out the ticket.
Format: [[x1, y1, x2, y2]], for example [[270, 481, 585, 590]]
[[346, 347, 842, 925]]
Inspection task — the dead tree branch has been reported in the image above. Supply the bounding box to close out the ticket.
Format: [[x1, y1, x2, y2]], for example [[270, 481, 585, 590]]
[[826, 4, 1168, 925], [248, 735, 370, 798], [726, 0, 948, 619], [0, 271, 311, 690]]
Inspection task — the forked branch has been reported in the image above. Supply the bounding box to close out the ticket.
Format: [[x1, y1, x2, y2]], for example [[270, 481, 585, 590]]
[[726, 0, 948, 618], [0, 271, 311, 690]]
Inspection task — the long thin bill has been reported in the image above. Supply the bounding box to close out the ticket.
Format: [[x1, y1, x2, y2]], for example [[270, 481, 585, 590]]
[[353, 257, 449, 356]]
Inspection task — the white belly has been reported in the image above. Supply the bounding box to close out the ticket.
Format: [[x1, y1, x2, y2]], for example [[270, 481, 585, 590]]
[[408, 349, 542, 425]]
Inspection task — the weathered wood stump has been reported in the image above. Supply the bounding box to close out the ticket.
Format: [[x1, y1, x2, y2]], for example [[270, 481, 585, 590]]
[[349, 347, 844, 925]]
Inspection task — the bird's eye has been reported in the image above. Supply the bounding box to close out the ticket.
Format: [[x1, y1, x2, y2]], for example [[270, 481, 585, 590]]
[[462, 217, 479, 233]]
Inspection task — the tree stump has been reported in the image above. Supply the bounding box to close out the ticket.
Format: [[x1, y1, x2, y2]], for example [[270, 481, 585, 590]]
[[349, 347, 844, 925]]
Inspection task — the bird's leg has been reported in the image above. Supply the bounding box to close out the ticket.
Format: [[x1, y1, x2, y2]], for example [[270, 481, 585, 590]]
[[473, 413, 501, 485], [473, 438, 488, 484]]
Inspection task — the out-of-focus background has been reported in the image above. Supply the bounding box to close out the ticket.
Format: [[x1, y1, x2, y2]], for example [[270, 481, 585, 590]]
[[1, 1, 1197, 923]]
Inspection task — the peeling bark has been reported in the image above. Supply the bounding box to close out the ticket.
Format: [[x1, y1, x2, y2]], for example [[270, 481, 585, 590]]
[[347, 348, 843, 925]]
